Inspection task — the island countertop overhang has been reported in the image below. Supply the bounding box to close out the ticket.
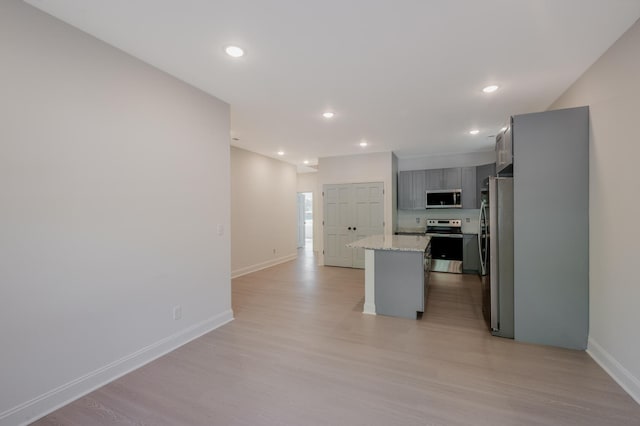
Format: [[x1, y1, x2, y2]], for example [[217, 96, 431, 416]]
[[347, 234, 431, 252]]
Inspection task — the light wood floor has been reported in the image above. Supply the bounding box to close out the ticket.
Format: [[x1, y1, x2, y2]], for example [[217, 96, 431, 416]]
[[34, 247, 640, 425]]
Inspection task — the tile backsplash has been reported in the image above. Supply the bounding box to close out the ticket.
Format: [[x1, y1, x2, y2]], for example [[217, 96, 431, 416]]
[[397, 208, 480, 234]]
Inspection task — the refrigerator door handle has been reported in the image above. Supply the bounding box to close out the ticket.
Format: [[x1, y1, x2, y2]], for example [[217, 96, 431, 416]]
[[478, 201, 486, 275], [489, 178, 499, 331]]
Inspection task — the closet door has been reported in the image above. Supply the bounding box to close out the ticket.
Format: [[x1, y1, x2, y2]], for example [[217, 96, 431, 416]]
[[323, 182, 384, 268], [351, 182, 384, 268], [323, 184, 353, 267]]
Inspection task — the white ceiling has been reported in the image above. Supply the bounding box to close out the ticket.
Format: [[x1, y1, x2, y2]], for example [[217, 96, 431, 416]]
[[25, 0, 640, 171]]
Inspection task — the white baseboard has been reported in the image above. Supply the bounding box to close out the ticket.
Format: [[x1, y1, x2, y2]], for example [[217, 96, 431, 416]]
[[587, 337, 640, 405], [1, 309, 234, 426], [231, 253, 297, 278]]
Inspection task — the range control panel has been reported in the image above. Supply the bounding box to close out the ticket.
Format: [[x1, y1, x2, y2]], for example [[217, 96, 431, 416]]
[[426, 219, 462, 227]]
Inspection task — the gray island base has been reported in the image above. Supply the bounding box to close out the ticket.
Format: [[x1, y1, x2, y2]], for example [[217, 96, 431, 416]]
[[347, 235, 431, 320]]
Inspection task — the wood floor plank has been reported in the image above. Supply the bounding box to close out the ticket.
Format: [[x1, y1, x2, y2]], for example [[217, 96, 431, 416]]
[[32, 247, 640, 425]]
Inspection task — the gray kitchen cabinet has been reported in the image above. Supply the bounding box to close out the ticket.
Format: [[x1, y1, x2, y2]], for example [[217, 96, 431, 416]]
[[461, 167, 476, 208], [399, 165, 492, 209], [442, 167, 461, 189], [512, 106, 589, 350], [475, 163, 495, 208], [462, 234, 479, 273], [398, 170, 426, 210], [411, 170, 426, 209], [425, 169, 443, 189], [397, 171, 412, 210], [375, 249, 427, 319]]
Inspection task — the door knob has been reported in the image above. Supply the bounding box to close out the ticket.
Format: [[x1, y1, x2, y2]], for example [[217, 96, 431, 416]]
[[353, 227, 357, 231], [348, 227, 352, 230]]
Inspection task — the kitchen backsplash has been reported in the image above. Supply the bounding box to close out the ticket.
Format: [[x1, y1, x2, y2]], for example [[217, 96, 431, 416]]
[[397, 208, 480, 234]]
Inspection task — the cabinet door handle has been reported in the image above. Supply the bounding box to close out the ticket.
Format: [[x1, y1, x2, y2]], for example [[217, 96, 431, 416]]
[[348, 227, 352, 230], [353, 227, 357, 231]]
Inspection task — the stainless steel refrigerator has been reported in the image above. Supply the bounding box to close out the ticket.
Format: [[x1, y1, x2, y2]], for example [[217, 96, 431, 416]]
[[485, 176, 514, 338]]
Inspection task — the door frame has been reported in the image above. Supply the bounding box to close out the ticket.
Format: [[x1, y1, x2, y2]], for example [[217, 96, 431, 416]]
[[296, 193, 305, 248]]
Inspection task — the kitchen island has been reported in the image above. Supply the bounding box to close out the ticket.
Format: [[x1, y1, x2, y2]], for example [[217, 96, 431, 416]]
[[347, 234, 431, 319]]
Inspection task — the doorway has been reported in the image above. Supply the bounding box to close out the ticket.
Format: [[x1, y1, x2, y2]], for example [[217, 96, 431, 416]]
[[297, 192, 313, 249]]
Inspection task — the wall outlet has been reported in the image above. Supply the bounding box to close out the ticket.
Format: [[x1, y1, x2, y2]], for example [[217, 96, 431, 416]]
[[466, 217, 471, 223], [173, 305, 182, 320], [273, 248, 276, 254], [217, 224, 224, 236], [416, 217, 421, 224]]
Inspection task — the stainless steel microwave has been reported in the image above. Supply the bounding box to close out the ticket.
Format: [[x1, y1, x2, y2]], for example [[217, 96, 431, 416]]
[[426, 189, 462, 209]]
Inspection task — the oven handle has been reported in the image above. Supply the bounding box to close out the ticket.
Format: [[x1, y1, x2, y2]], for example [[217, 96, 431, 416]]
[[425, 233, 464, 239]]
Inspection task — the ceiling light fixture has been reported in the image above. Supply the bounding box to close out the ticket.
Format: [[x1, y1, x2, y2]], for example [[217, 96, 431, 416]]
[[360, 141, 368, 147], [303, 160, 309, 165], [225, 45, 244, 58], [482, 85, 499, 93], [322, 112, 335, 119], [469, 129, 480, 135], [277, 151, 284, 156]]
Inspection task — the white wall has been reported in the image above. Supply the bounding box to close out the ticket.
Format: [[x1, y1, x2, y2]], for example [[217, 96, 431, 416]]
[[398, 150, 495, 171], [0, 2, 232, 424], [551, 18, 640, 403], [231, 147, 298, 277], [296, 171, 317, 193], [316, 152, 394, 264]]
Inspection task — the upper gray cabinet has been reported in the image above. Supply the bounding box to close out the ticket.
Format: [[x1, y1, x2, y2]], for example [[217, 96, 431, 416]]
[[442, 167, 462, 189], [412, 170, 427, 209], [426, 168, 461, 189], [425, 169, 443, 190], [398, 171, 412, 209], [398, 170, 426, 210], [398, 164, 496, 210], [461, 167, 476, 208]]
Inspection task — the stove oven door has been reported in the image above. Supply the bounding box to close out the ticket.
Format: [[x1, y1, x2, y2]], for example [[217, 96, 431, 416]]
[[428, 235, 463, 274]]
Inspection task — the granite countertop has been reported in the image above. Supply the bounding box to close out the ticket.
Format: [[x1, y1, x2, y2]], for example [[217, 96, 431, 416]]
[[347, 234, 431, 252]]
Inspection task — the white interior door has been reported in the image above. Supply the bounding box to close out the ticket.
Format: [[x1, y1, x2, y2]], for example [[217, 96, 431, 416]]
[[323, 184, 353, 267], [352, 183, 384, 268], [297, 193, 305, 248], [323, 182, 384, 268]]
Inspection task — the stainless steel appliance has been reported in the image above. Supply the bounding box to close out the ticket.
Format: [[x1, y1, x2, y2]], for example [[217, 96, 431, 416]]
[[425, 219, 463, 274], [425, 189, 462, 209], [483, 176, 514, 338]]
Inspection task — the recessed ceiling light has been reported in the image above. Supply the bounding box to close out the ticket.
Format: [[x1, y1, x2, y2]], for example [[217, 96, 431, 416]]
[[303, 160, 309, 165], [277, 151, 284, 156], [469, 129, 480, 135], [322, 112, 335, 119], [482, 85, 499, 93], [360, 141, 368, 147], [225, 45, 244, 58], [500, 126, 507, 132]]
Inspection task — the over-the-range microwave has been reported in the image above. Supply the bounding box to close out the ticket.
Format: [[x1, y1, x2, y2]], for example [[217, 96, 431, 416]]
[[426, 189, 462, 209]]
